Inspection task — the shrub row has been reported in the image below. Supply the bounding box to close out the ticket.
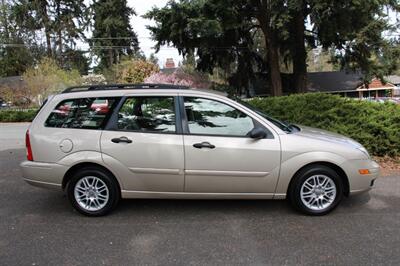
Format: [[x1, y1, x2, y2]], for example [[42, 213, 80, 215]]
[[248, 93, 400, 157], [1, 94, 399, 157], [0, 109, 38, 122]]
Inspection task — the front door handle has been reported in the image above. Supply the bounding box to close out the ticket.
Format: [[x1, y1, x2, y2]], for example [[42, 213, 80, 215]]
[[111, 136, 132, 144], [193, 142, 215, 149]]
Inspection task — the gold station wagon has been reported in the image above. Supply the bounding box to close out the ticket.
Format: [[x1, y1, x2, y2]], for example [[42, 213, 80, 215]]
[[21, 84, 379, 216]]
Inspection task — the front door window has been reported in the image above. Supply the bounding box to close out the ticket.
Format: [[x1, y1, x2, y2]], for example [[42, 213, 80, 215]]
[[183, 97, 254, 136]]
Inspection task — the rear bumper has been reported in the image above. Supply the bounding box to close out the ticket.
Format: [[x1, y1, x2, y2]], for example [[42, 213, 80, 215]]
[[20, 161, 67, 191], [340, 159, 380, 195]]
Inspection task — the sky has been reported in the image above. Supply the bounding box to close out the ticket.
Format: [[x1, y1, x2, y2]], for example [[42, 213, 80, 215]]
[[128, 0, 182, 68]]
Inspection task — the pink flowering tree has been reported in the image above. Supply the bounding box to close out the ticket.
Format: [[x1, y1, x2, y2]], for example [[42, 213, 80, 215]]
[[144, 69, 211, 89]]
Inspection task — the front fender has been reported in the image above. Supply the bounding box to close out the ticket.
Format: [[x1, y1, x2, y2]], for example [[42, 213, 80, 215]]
[[274, 151, 347, 198]]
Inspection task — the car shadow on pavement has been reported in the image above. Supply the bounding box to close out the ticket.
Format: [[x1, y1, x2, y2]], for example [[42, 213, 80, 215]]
[[117, 198, 292, 215], [111, 193, 372, 218]]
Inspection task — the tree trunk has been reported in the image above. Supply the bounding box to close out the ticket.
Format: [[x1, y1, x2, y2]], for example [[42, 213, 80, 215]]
[[56, 0, 63, 65], [1, 0, 9, 38], [261, 26, 283, 97], [108, 49, 114, 67], [257, 1, 283, 97], [267, 36, 283, 96], [292, 2, 307, 93], [40, 0, 52, 57]]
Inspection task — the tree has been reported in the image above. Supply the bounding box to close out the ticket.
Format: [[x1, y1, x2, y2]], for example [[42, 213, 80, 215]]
[[23, 57, 81, 103], [309, 0, 400, 83], [91, 0, 140, 70], [62, 49, 90, 75], [148, 53, 159, 65], [145, 0, 268, 94], [52, 0, 88, 64], [146, 0, 400, 96], [0, 0, 37, 76], [307, 48, 338, 72], [0, 37, 34, 76], [282, 0, 400, 92], [285, 0, 308, 93], [13, 0, 55, 57], [12, 0, 88, 63]]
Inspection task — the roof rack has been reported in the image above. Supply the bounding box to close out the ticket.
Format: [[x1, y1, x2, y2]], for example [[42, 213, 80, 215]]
[[61, 83, 190, 94]]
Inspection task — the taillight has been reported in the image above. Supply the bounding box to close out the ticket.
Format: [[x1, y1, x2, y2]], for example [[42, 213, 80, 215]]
[[25, 130, 33, 161]]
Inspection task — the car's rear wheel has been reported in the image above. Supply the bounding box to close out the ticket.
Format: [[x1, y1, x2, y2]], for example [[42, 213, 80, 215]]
[[66, 167, 120, 216], [288, 165, 343, 215]]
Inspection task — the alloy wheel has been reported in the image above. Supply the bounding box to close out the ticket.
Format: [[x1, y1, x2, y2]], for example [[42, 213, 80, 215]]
[[73, 176, 109, 211]]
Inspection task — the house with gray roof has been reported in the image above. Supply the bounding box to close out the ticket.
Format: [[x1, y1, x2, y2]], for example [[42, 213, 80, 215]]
[[249, 71, 400, 98]]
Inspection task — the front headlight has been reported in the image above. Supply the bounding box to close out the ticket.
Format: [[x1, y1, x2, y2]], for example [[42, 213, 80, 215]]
[[357, 147, 370, 159]]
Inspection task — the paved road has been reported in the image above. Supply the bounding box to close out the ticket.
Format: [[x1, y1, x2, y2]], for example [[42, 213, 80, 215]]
[[0, 123, 30, 151], [1, 124, 400, 265]]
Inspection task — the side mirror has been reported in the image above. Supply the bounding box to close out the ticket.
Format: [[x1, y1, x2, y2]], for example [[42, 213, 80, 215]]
[[248, 127, 267, 139]]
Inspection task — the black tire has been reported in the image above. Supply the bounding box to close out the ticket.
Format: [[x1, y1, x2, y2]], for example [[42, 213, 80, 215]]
[[288, 165, 344, 216], [66, 167, 120, 216]]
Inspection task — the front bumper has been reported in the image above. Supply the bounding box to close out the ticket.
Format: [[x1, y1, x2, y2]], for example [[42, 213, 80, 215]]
[[340, 159, 380, 195], [20, 161, 67, 190]]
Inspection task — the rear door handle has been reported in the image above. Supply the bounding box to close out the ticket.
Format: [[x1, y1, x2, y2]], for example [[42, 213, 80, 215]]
[[193, 142, 215, 149], [111, 136, 132, 144]]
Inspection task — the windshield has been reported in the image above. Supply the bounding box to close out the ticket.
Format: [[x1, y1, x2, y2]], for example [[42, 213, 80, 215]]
[[230, 97, 295, 133]]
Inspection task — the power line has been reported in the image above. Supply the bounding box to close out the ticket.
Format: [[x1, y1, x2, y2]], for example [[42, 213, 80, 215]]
[[87, 36, 153, 40], [0, 43, 177, 49], [0, 43, 251, 50]]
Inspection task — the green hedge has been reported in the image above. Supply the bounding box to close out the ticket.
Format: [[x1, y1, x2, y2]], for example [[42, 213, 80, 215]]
[[249, 93, 400, 157], [0, 109, 38, 122], [1, 94, 399, 157]]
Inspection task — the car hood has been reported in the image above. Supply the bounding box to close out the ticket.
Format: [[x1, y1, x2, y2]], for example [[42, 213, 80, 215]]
[[294, 125, 363, 149]]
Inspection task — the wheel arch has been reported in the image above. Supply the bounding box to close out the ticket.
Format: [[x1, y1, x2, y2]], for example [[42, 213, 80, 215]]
[[286, 161, 350, 197], [62, 162, 121, 192]]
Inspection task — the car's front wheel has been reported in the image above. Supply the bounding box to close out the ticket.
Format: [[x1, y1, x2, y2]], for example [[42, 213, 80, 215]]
[[288, 165, 344, 215], [66, 167, 120, 216]]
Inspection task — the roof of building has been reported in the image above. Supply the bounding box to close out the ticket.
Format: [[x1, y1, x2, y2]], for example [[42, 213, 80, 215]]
[[358, 78, 395, 90], [0, 76, 26, 89], [385, 75, 400, 85], [160, 67, 178, 75], [307, 71, 363, 92]]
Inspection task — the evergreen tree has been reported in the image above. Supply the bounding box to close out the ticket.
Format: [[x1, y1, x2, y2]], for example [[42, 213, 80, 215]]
[[0, 0, 36, 76], [52, 0, 88, 65], [12, 0, 88, 63], [146, 0, 400, 96], [91, 0, 139, 70]]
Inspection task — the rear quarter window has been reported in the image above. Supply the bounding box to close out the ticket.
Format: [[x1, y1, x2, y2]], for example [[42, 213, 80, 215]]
[[45, 97, 119, 129]]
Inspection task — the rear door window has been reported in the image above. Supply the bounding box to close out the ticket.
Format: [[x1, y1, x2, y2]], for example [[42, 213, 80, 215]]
[[45, 97, 119, 129], [116, 96, 176, 133]]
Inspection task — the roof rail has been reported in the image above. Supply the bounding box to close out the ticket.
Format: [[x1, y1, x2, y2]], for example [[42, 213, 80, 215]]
[[61, 83, 190, 93]]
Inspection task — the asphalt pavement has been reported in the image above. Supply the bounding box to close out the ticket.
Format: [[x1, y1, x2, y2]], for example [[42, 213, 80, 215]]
[[1, 123, 400, 265], [0, 123, 30, 151]]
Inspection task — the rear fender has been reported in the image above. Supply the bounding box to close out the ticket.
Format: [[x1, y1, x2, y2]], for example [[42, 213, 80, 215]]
[[57, 151, 126, 189]]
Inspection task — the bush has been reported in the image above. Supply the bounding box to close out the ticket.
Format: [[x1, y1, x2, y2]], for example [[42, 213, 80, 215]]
[[23, 57, 82, 104], [81, 74, 107, 85], [112, 59, 159, 83], [0, 109, 38, 122], [248, 93, 400, 157]]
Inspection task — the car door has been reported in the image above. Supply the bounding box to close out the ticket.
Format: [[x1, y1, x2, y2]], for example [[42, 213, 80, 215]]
[[100, 95, 185, 192], [181, 95, 281, 194]]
